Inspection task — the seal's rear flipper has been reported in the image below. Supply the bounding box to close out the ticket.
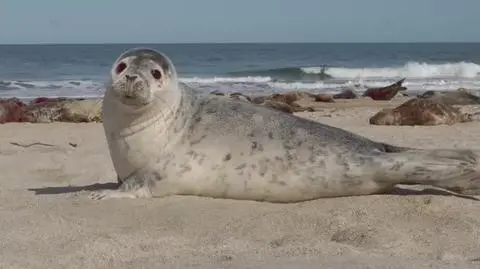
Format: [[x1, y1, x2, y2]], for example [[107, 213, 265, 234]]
[[380, 149, 480, 195]]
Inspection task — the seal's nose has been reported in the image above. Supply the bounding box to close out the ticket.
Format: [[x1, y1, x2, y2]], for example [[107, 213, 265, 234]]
[[125, 74, 137, 82]]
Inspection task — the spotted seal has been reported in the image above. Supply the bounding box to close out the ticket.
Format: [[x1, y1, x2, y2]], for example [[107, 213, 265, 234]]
[[89, 48, 480, 202]]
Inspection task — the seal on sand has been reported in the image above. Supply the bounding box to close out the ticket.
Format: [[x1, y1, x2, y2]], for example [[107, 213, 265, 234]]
[[89, 48, 480, 202], [369, 98, 473, 126], [362, 78, 407, 101], [418, 88, 480, 106]]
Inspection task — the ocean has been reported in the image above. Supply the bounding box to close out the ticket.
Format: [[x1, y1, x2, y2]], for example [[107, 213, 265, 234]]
[[1, 43, 480, 99]]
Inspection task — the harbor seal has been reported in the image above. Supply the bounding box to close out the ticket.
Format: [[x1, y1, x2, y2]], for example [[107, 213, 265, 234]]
[[369, 98, 474, 126], [89, 48, 480, 202]]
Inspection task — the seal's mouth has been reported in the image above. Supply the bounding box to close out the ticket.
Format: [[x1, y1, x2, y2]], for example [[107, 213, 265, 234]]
[[123, 93, 136, 100], [118, 87, 152, 107], [119, 92, 146, 105], [109, 75, 154, 108]]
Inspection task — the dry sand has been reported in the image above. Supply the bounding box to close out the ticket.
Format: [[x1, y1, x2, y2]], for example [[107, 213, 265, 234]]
[[0, 100, 479, 269]]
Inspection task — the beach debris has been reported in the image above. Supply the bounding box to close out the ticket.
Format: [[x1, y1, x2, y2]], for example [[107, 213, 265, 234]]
[[369, 98, 473, 126], [10, 142, 55, 148], [60, 99, 102, 123], [10, 141, 78, 148], [228, 92, 252, 103], [209, 90, 226, 96], [250, 92, 329, 113], [209, 90, 327, 113], [333, 89, 358, 99], [23, 98, 71, 123], [363, 78, 407, 101], [210, 90, 252, 103], [314, 93, 335, 102], [262, 100, 315, 113], [250, 91, 329, 104], [417, 88, 480, 105], [0, 97, 103, 124], [0, 98, 28, 123]]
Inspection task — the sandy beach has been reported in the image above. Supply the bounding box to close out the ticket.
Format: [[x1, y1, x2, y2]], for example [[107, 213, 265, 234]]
[[1, 100, 479, 269]]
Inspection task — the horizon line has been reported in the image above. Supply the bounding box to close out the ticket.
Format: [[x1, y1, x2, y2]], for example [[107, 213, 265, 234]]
[[1, 41, 480, 46]]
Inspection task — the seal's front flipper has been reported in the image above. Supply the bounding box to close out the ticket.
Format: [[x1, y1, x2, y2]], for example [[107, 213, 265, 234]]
[[88, 173, 155, 200], [381, 148, 480, 195]]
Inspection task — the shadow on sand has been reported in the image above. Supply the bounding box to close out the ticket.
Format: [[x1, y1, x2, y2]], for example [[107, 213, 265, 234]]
[[28, 183, 479, 201], [28, 182, 120, 195]]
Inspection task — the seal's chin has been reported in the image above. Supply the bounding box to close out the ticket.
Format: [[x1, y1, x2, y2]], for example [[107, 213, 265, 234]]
[[118, 92, 153, 107], [110, 81, 154, 108]]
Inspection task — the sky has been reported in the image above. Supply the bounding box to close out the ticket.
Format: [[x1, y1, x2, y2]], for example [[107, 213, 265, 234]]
[[0, 0, 479, 44]]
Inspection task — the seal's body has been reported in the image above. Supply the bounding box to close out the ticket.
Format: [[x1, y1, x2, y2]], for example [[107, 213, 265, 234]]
[[90, 48, 480, 202]]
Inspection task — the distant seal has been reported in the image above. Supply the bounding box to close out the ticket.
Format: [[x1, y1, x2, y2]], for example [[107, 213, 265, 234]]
[[370, 98, 474, 126], [362, 78, 407, 101], [418, 88, 480, 105], [89, 48, 480, 202]]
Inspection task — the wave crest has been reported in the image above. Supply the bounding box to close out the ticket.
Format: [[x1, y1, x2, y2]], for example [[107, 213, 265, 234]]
[[228, 67, 332, 81], [3, 61, 480, 99], [226, 61, 480, 81], [0, 79, 103, 99], [181, 76, 271, 84], [324, 61, 480, 79]]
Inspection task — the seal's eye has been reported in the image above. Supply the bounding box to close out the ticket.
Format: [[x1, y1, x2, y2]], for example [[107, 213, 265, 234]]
[[151, 69, 162, 80], [115, 62, 127, 74]]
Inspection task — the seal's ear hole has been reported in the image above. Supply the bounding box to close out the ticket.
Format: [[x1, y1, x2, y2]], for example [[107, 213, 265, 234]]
[[115, 62, 127, 74], [151, 69, 162, 80]]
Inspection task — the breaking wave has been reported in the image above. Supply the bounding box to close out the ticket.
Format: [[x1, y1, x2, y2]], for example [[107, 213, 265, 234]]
[[323, 61, 480, 79], [227, 61, 480, 81], [0, 79, 104, 99], [2, 61, 480, 98], [228, 67, 332, 81]]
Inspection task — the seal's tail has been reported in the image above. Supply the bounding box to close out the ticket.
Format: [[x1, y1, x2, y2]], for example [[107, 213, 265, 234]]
[[380, 148, 480, 195]]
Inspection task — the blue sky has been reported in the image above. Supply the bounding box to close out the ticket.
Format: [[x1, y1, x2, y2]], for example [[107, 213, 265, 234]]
[[1, 0, 479, 44]]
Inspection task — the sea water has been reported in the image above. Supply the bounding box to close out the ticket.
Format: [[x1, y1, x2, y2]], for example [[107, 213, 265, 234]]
[[0, 43, 479, 99]]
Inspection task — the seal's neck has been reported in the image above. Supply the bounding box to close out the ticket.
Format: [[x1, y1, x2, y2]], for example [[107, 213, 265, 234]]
[[103, 85, 188, 137]]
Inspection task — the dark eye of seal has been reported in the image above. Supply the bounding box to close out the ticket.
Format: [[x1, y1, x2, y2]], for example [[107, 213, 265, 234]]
[[151, 69, 162, 80], [115, 62, 127, 74]]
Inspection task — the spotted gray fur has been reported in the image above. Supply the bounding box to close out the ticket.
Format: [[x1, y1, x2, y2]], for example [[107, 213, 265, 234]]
[[90, 47, 480, 202]]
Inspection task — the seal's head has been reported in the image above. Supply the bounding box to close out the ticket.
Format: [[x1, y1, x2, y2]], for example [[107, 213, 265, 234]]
[[107, 48, 177, 107]]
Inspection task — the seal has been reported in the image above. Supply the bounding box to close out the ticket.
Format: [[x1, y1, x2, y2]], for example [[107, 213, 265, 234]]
[[369, 98, 473, 126], [418, 88, 480, 105], [362, 78, 407, 101], [89, 48, 480, 202]]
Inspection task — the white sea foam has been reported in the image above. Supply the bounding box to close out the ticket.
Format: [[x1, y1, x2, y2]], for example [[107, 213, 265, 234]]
[[268, 81, 331, 90], [181, 76, 272, 84], [303, 61, 480, 79], [0, 80, 100, 90], [2, 62, 480, 99], [0, 80, 105, 99]]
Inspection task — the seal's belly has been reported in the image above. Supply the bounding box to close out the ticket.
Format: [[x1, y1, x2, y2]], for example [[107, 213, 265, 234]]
[[159, 133, 365, 202]]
